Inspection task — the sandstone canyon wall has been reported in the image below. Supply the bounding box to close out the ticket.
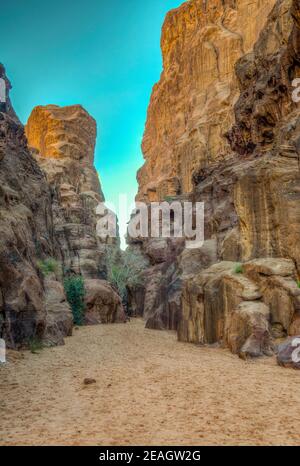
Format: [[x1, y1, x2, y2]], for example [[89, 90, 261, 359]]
[[132, 0, 300, 359], [26, 105, 107, 279], [0, 70, 125, 349], [26, 105, 125, 326], [137, 0, 277, 202], [0, 65, 73, 348]]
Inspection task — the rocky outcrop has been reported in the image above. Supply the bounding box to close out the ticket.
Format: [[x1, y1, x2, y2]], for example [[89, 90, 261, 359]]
[[0, 65, 73, 349], [43, 276, 73, 346], [26, 104, 125, 326], [226, 0, 299, 155], [26, 105, 109, 279], [84, 279, 126, 325], [132, 0, 300, 363], [0, 67, 125, 348], [179, 258, 300, 358], [137, 0, 276, 202]]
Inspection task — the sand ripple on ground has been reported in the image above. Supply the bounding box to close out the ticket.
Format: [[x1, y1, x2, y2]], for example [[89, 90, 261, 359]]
[[0, 319, 299, 446]]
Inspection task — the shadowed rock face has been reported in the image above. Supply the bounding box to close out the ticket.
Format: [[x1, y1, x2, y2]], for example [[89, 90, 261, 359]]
[[226, 0, 299, 155], [0, 64, 20, 123], [131, 0, 300, 363], [137, 0, 276, 202], [84, 280, 126, 325], [277, 336, 300, 368], [26, 105, 108, 279], [0, 66, 73, 349], [179, 258, 300, 357]]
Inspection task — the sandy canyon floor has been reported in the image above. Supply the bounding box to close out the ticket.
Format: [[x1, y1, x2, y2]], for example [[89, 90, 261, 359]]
[[0, 319, 299, 446]]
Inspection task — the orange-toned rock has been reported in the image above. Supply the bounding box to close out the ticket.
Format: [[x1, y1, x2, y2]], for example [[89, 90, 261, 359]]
[[137, 0, 276, 202], [26, 104, 97, 162], [26, 105, 108, 279]]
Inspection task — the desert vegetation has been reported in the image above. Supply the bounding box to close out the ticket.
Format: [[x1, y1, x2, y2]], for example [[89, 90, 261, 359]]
[[64, 275, 86, 326], [106, 247, 148, 301]]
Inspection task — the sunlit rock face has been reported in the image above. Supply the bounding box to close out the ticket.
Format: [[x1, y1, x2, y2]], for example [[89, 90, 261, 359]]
[[137, 0, 276, 202], [0, 66, 73, 349], [26, 105, 98, 163], [26, 105, 103, 200], [26, 105, 108, 280]]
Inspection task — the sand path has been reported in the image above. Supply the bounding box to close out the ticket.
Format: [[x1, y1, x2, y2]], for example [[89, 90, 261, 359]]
[[0, 319, 299, 446]]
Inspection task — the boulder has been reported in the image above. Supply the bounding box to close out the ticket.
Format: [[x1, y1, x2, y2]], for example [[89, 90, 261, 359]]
[[277, 337, 300, 369], [243, 259, 300, 337], [84, 280, 126, 325], [43, 279, 73, 346], [228, 302, 273, 358]]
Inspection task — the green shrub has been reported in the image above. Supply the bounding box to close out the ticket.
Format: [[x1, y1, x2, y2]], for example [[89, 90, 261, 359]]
[[28, 337, 44, 354], [297, 281, 300, 289], [234, 263, 244, 274], [38, 258, 59, 276], [106, 248, 148, 300], [164, 195, 175, 203], [64, 275, 86, 326]]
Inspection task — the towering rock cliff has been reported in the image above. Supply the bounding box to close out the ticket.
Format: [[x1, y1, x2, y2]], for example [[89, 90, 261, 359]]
[[0, 71, 125, 349], [137, 0, 276, 201], [26, 105, 125, 325], [133, 0, 300, 359], [26, 105, 106, 279], [0, 66, 73, 348]]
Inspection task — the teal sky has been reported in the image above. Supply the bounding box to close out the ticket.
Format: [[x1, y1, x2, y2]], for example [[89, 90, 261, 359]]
[[0, 0, 183, 246]]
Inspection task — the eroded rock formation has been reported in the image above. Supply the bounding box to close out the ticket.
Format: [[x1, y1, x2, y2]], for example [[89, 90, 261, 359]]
[[0, 70, 125, 348], [26, 104, 125, 325], [26, 105, 107, 279], [179, 258, 300, 358], [0, 66, 73, 348], [137, 0, 276, 202], [132, 0, 300, 362]]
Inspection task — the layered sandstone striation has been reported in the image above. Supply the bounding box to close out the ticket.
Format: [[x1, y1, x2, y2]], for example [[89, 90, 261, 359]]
[[137, 0, 276, 202], [26, 105, 106, 279], [132, 0, 300, 361], [0, 71, 125, 349], [26, 105, 125, 324], [179, 258, 300, 357], [0, 66, 73, 348]]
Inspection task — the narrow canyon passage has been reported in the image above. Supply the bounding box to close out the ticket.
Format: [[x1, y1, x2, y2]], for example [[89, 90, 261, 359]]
[[0, 320, 299, 446]]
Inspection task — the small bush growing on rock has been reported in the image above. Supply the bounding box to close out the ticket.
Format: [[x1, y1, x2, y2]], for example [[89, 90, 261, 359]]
[[297, 280, 300, 289], [64, 275, 86, 326], [234, 264, 244, 274], [106, 248, 148, 300], [38, 258, 59, 276]]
